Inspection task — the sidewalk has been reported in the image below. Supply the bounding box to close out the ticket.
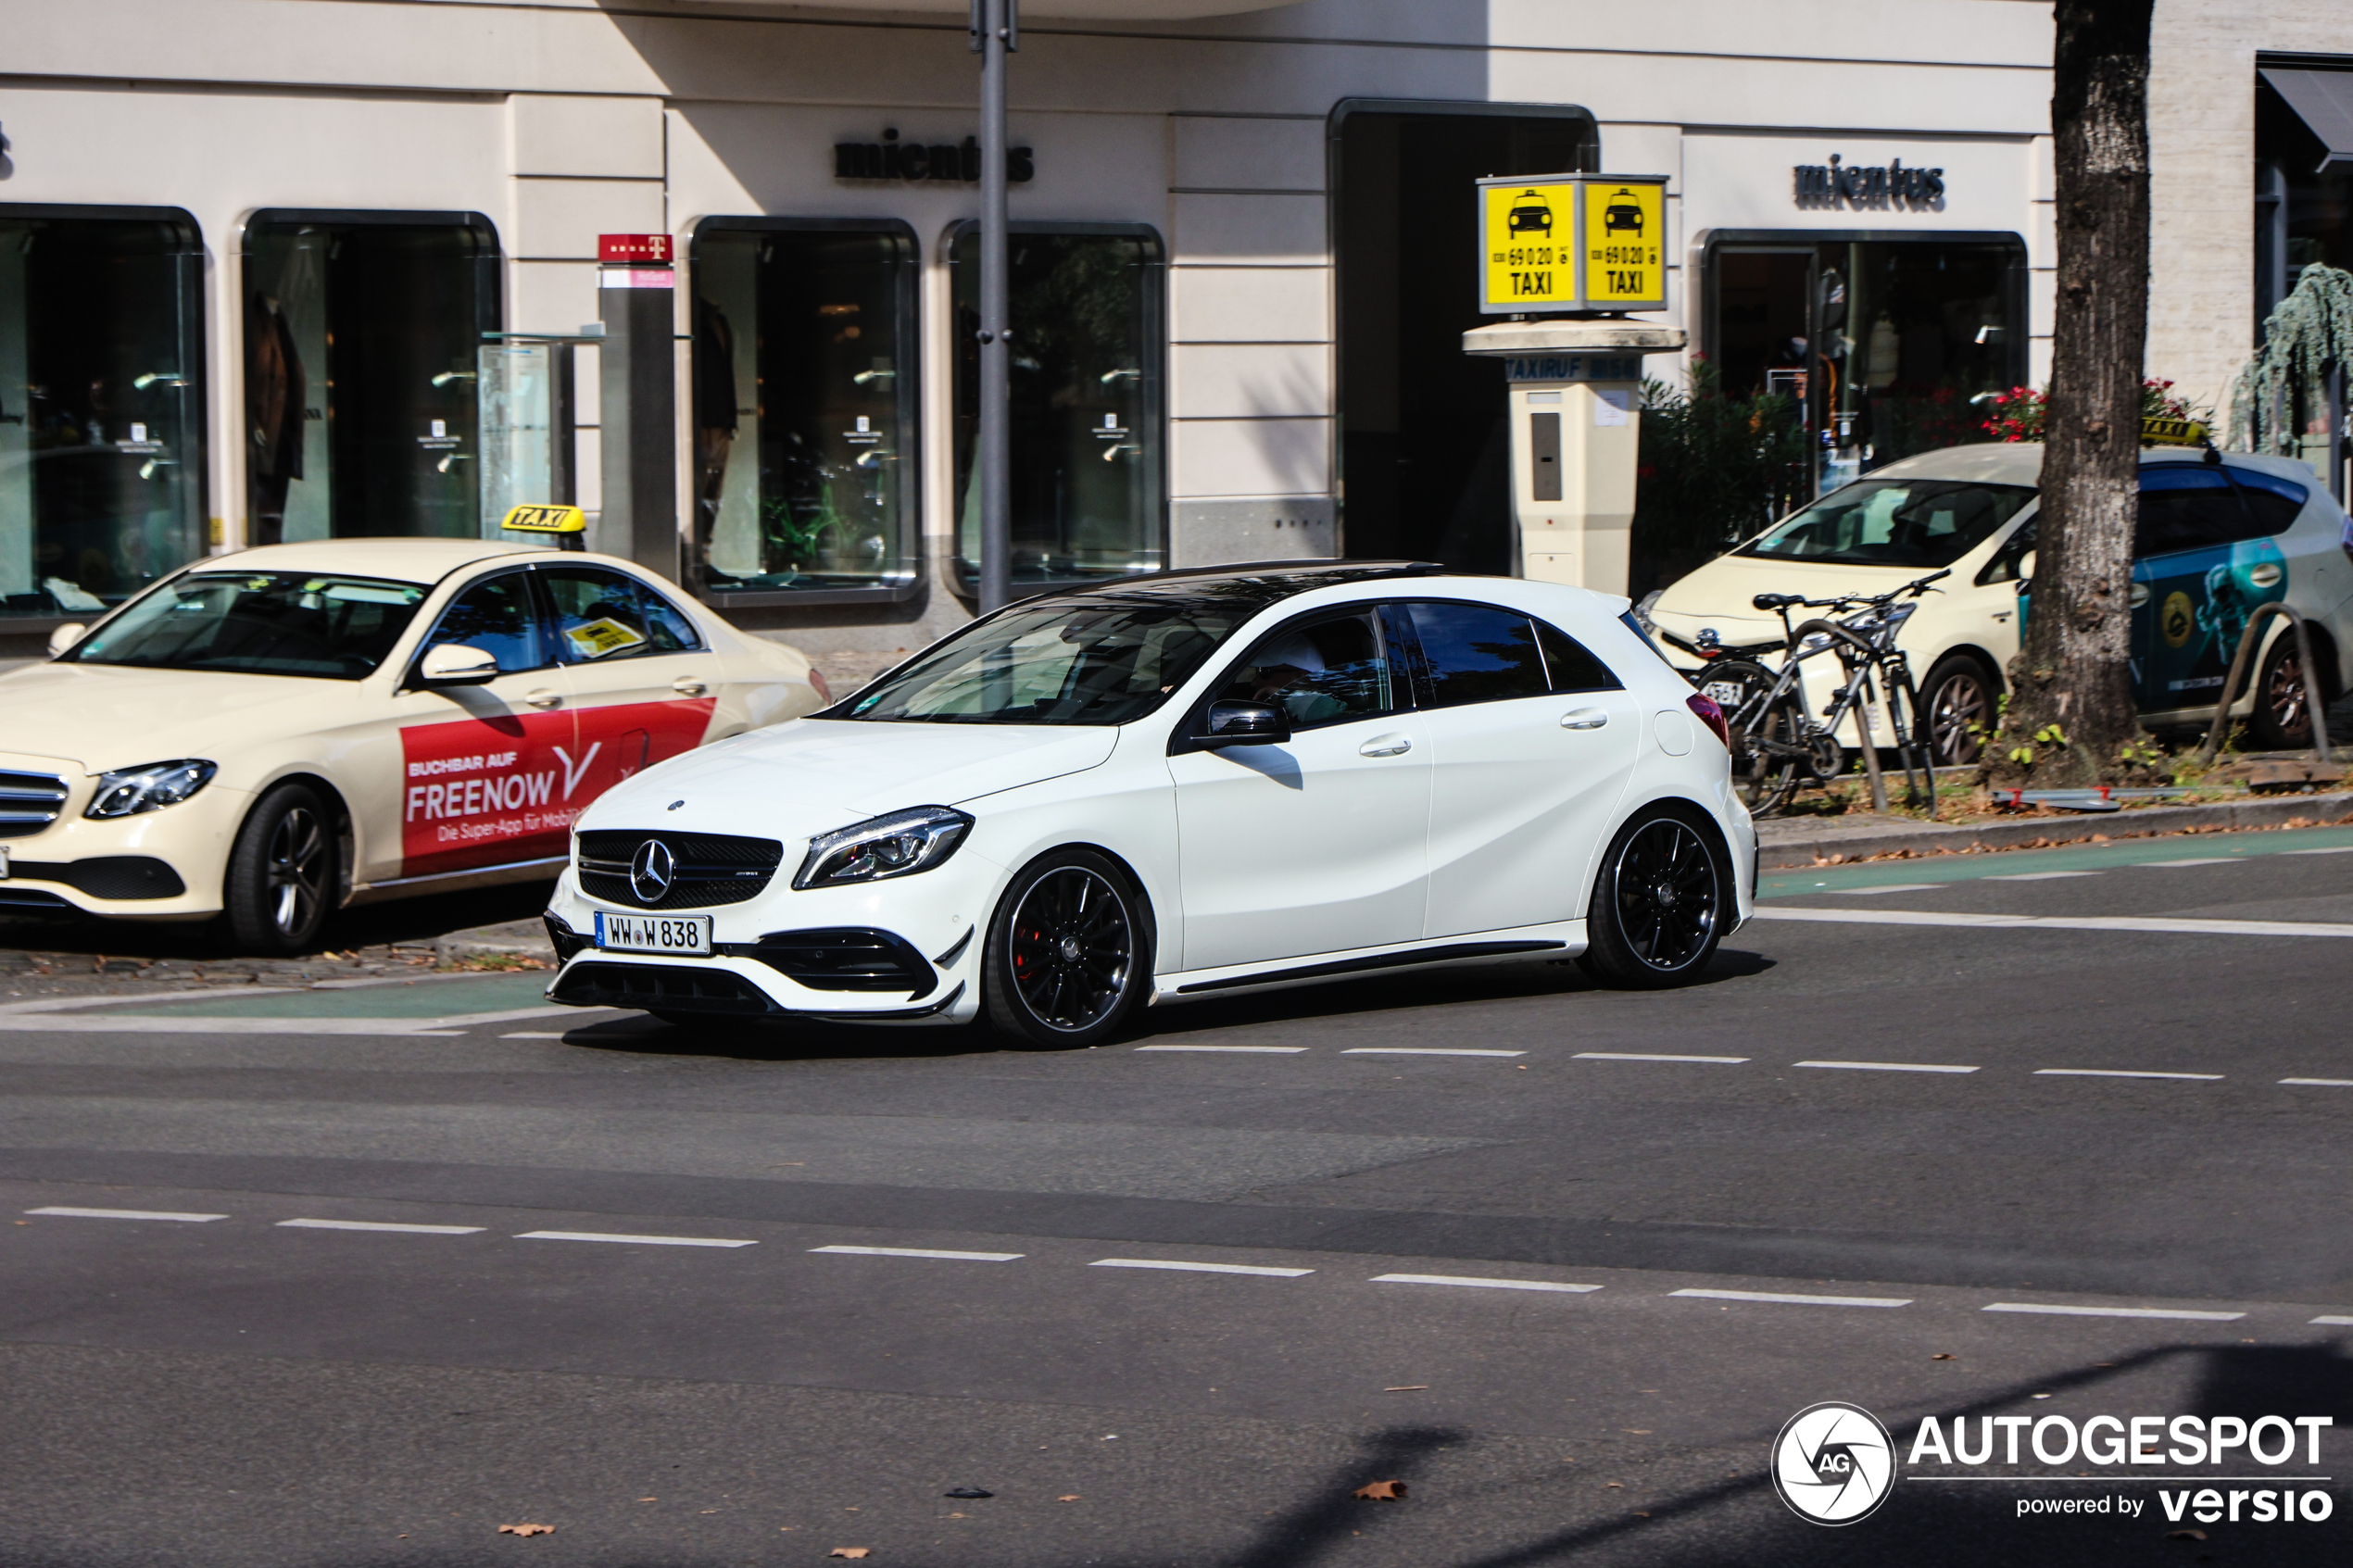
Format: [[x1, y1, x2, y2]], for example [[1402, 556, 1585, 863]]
[[1756, 791, 2353, 870]]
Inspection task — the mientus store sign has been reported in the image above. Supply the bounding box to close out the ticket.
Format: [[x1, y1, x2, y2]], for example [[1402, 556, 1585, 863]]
[[835, 130, 1034, 184], [1793, 153, 1945, 208]]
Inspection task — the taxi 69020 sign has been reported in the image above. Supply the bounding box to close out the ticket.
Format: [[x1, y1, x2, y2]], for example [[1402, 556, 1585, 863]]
[[1477, 172, 1667, 315]]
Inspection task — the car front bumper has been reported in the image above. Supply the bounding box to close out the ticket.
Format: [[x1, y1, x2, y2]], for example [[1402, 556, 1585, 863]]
[[0, 778, 254, 922]]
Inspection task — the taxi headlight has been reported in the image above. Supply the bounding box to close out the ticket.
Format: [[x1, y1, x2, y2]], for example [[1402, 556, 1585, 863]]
[[85, 759, 218, 819], [794, 806, 973, 891]]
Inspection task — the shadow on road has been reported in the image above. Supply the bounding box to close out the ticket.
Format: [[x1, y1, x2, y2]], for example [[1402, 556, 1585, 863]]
[[0, 878, 555, 963]]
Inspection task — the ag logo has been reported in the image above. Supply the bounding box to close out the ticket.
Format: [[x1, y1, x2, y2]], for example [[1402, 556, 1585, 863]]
[[2161, 590, 2196, 648], [1771, 1401, 1894, 1525]]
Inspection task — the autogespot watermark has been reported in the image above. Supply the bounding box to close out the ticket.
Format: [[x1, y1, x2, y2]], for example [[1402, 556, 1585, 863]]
[[1773, 1404, 2337, 1528]]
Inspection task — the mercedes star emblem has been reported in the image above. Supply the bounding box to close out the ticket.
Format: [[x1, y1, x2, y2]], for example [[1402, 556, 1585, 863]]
[[629, 839, 676, 904]]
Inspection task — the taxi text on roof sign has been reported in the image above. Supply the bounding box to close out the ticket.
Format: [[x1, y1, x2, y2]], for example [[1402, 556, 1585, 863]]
[[500, 503, 586, 534], [2141, 415, 2210, 448], [1477, 173, 1668, 316]]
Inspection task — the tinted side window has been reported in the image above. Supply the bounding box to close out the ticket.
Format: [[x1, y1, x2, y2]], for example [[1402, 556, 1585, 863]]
[[1408, 602, 1550, 709], [1215, 611, 1394, 730], [542, 567, 704, 663], [422, 573, 543, 674], [1535, 620, 1621, 693], [2137, 467, 2245, 558], [2230, 467, 2308, 537]]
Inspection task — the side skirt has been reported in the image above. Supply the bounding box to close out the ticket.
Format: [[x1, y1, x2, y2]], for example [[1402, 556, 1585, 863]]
[[1151, 924, 1585, 1005]]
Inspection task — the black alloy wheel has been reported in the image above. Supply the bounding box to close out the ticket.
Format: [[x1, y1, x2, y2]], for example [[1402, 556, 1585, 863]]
[[1577, 809, 1728, 989], [1920, 655, 1996, 768], [2247, 635, 2316, 751], [224, 783, 336, 956], [984, 850, 1149, 1047]]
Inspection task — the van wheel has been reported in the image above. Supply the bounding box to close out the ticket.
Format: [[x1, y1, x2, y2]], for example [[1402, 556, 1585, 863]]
[[2247, 635, 2316, 751], [223, 784, 337, 956], [983, 849, 1151, 1048], [1577, 808, 1728, 990]]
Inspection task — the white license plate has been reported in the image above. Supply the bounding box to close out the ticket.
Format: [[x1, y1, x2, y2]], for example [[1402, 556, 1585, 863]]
[[594, 911, 713, 956], [1704, 682, 1743, 708]]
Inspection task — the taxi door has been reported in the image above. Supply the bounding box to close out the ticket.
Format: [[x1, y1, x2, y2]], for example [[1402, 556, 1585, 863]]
[[535, 564, 722, 801], [359, 567, 582, 886]]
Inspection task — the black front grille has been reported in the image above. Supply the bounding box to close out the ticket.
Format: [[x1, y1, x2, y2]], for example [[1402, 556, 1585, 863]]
[[548, 960, 776, 1017], [576, 830, 785, 910], [742, 928, 935, 997], [0, 771, 69, 839]]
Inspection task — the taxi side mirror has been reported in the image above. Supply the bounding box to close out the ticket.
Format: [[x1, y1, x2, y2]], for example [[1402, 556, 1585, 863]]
[[418, 643, 500, 686], [2017, 550, 2036, 589], [46, 622, 86, 658]]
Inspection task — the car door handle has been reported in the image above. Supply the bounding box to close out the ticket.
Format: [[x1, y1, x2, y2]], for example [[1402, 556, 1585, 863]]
[[1992, 610, 2013, 622], [672, 676, 709, 696], [1560, 708, 1609, 730], [523, 688, 563, 709], [1358, 734, 1413, 758]]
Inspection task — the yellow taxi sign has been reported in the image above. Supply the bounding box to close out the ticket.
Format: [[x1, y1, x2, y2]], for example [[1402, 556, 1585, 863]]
[[1478, 173, 1667, 315], [500, 503, 585, 534], [2140, 416, 2208, 448]]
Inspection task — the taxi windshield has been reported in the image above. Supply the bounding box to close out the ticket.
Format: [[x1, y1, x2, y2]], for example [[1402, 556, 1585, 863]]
[[1736, 478, 2034, 569], [844, 598, 1248, 725], [65, 571, 429, 680]]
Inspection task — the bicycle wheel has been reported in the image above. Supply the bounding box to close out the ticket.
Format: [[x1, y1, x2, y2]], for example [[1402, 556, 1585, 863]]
[[1742, 688, 1810, 818]]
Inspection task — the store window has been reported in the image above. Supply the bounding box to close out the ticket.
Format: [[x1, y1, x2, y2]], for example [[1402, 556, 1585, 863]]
[[951, 224, 1166, 591], [689, 220, 920, 604], [0, 207, 206, 624], [2255, 67, 2350, 500], [1704, 234, 2026, 495], [243, 212, 500, 544]]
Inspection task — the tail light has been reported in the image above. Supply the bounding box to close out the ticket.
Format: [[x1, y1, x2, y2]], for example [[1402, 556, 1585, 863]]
[[1686, 691, 1731, 751]]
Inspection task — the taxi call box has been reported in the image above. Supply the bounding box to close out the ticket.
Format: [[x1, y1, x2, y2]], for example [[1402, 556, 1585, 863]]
[[1477, 173, 1667, 315]]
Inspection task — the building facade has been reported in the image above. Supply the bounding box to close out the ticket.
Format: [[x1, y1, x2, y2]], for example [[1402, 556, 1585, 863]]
[[0, 0, 2059, 676]]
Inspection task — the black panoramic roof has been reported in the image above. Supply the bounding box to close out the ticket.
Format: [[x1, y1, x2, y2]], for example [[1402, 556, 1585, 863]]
[[1023, 559, 1446, 615]]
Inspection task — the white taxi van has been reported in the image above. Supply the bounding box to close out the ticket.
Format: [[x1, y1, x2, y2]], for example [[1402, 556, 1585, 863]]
[[0, 539, 826, 952]]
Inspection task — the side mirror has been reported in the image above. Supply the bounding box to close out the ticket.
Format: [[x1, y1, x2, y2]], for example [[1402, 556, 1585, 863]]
[[2016, 550, 2036, 590], [1202, 699, 1290, 748], [46, 622, 86, 658], [418, 643, 500, 686]]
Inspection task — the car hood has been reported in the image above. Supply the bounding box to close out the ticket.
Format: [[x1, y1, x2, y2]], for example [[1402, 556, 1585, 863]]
[[579, 718, 1123, 844], [0, 661, 359, 776], [1650, 554, 1966, 650]]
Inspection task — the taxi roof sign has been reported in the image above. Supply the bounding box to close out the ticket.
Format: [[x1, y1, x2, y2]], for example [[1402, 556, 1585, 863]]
[[2140, 415, 2209, 449], [1477, 173, 1667, 316], [500, 503, 586, 534]]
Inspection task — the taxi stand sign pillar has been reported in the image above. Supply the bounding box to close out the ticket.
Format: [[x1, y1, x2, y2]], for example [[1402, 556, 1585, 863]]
[[598, 233, 681, 583]]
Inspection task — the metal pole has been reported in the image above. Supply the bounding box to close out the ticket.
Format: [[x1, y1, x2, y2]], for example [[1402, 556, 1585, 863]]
[[975, 0, 1016, 613]]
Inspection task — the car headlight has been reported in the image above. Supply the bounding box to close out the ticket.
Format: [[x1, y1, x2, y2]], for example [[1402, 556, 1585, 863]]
[[85, 759, 218, 819], [794, 805, 973, 891]]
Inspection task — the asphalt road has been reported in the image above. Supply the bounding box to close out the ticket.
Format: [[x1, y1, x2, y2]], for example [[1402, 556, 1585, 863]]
[[5, 825, 2353, 1566]]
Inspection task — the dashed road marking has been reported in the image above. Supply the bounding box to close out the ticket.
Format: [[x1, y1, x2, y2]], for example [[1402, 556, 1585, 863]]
[[1672, 1287, 1910, 1309], [1796, 1060, 1980, 1074], [278, 1218, 485, 1235], [1987, 872, 2102, 881], [502, 1031, 568, 1039], [1575, 1051, 1749, 1064], [1091, 1258, 1314, 1278], [25, 1206, 226, 1223], [809, 1245, 1025, 1261], [2285, 846, 2353, 855], [1984, 1302, 2246, 1322], [1372, 1273, 1602, 1294], [1342, 1047, 1526, 1058], [1824, 884, 1944, 895], [2138, 858, 2238, 868], [1133, 1045, 1308, 1054], [2282, 1078, 2353, 1087], [515, 1230, 757, 1248], [2312, 1315, 2353, 1325], [2035, 1069, 2224, 1082]]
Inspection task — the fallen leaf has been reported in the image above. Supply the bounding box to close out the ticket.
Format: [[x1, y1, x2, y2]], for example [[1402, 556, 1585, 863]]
[[1621, 1429, 1652, 1435], [829, 1550, 872, 1561], [944, 1512, 965, 1519], [1633, 1512, 1651, 1518], [636, 1498, 657, 1503], [1057, 1495, 1081, 1503], [944, 1486, 994, 1499], [1604, 1482, 1625, 1489], [1382, 1386, 1428, 1392], [1931, 1353, 1955, 1361], [1353, 1480, 1407, 1501], [2168, 1529, 2208, 1542], [497, 1524, 555, 1537]]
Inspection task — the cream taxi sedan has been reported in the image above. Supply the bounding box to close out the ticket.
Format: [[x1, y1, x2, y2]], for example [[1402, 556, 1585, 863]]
[[0, 539, 826, 952]]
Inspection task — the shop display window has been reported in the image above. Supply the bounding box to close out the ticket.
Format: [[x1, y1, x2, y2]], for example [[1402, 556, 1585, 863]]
[[951, 224, 1166, 590], [243, 213, 500, 544], [0, 207, 206, 624], [689, 221, 920, 604]]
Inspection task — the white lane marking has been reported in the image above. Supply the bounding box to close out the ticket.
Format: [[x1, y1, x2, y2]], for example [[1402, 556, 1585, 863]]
[[1796, 1060, 1980, 1074], [1133, 1045, 1308, 1054], [2137, 858, 2238, 867], [2310, 1315, 2353, 1325], [809, 1245, 1024, 1261], [1372, 1273, 1602, 1294], [278, 1218, 485, 1236], [2282, 1078, 2353, 1087], [0, 1017, 468, 1036], [25, 1206, 226, 1223], [502, 1032, 568, 1039], [1826, 883, 1944, 895], [1575, 1051, 1749, 1064], [1752, 907, 2353, 938], [2284, 846, 2353, 855], [514, 1230, 756, 1248], [1341, 1047, 1527, 1058], [1987, 872, 2102, 881], [1090, 1258, 1314, 1277], [2035, 1068, 2224, 1081], [0, 986, 303, 1015], [1672, 1287, 1910, 1308], [1984, 1302, 2246, 1322]]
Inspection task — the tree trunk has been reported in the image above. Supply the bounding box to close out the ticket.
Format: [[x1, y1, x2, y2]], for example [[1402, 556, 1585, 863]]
[[1990, 0, 2153, 788]]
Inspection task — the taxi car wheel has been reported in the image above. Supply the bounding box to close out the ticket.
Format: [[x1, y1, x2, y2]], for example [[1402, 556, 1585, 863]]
[[1920, 655, 1996, 768], [223, 784, 338, 956], [1576, 807, 1727, 991], [983, 849, 1151, 1049], [2247, 636, 2316, 751]]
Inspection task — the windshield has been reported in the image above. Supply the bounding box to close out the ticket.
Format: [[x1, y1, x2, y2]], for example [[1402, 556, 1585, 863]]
[[845, 598, 1249, 724], [65, 571, 429, 680], [1737, 479, 2034, 569]]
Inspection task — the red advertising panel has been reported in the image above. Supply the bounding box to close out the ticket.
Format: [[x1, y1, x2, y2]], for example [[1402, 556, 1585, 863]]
[[399, 710, 582, 880]]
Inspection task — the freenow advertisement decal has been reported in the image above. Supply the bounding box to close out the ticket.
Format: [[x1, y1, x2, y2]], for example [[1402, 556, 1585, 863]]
[[399, 711, 584, 880]]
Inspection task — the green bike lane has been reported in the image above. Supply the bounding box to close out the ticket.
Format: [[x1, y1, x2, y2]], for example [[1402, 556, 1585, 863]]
[[1760, 820, 2353, 899]]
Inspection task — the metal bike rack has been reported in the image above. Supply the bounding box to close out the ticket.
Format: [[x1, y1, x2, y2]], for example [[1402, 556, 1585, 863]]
[[2194, 601, 2335, 766]]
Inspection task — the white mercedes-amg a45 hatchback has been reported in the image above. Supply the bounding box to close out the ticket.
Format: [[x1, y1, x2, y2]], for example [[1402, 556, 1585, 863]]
[[543, 562, 1756, 1046]]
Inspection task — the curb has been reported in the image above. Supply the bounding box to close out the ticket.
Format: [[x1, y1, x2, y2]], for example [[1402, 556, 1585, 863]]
[[1757, 792, 2353, 870]]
